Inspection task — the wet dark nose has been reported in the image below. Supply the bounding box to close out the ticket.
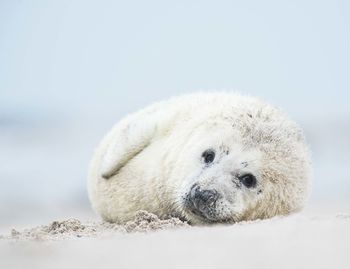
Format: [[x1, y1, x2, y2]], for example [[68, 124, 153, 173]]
[[188, 185, 219, 211]]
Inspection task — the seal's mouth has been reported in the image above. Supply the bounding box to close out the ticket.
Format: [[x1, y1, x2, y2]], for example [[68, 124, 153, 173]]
[[182, 206, 216, 224], [183, 205, 234, 224], [184, 202, 214, 222]]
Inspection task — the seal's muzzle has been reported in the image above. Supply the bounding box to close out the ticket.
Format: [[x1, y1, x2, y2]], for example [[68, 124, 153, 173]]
[[186, 184, 219, 219]]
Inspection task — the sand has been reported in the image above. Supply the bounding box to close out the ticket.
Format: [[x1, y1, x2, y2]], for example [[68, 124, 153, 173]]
[[0, 211, 188, 241], [1, 211, 350, 269]]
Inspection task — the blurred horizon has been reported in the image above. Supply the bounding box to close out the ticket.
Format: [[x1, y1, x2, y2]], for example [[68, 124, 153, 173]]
[[1, 0, 349, 228]]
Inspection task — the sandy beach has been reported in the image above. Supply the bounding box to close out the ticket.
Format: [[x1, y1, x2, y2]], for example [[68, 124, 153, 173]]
[[1, 210, 350, 269]]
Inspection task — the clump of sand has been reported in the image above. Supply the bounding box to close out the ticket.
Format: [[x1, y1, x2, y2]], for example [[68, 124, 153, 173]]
[[1, 211, 188, 241]]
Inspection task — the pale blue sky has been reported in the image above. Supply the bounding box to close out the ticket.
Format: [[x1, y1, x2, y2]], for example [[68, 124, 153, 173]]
[[1, 0, 349, 121]]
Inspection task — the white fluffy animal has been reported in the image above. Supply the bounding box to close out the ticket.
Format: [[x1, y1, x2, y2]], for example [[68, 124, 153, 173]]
[[88, 92, 312, 224]]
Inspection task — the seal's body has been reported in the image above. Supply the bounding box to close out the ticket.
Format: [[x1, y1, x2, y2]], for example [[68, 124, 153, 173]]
[[88, 92, 312, 224]]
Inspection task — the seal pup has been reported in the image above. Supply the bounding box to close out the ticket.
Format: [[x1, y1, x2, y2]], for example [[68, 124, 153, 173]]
[[88, 92, 312, 224]]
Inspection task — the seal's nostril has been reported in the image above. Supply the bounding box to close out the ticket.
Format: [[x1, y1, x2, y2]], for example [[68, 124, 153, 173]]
[[190, 184, 199, 199], [200, 190, 217, 203], [189, 186, 218, 206]]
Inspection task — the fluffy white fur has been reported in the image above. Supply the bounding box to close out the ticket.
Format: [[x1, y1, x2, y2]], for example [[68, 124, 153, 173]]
[[88, 92, 312, 224]]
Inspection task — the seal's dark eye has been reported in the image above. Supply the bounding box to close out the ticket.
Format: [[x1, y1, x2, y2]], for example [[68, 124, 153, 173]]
[[202, 149, 215, 164], [239, 174, 257, 188]]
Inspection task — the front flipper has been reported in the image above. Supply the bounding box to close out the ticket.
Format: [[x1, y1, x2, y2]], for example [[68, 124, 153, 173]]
[[100, 103, 176, 179]]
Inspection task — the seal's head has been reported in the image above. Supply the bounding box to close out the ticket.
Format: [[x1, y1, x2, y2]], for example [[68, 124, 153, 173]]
[[169, 101, 312, 225]]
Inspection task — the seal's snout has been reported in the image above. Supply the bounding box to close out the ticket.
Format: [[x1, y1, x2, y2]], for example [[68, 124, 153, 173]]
[[187, 185, 219, 218], [193, 188, 218, 205]]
